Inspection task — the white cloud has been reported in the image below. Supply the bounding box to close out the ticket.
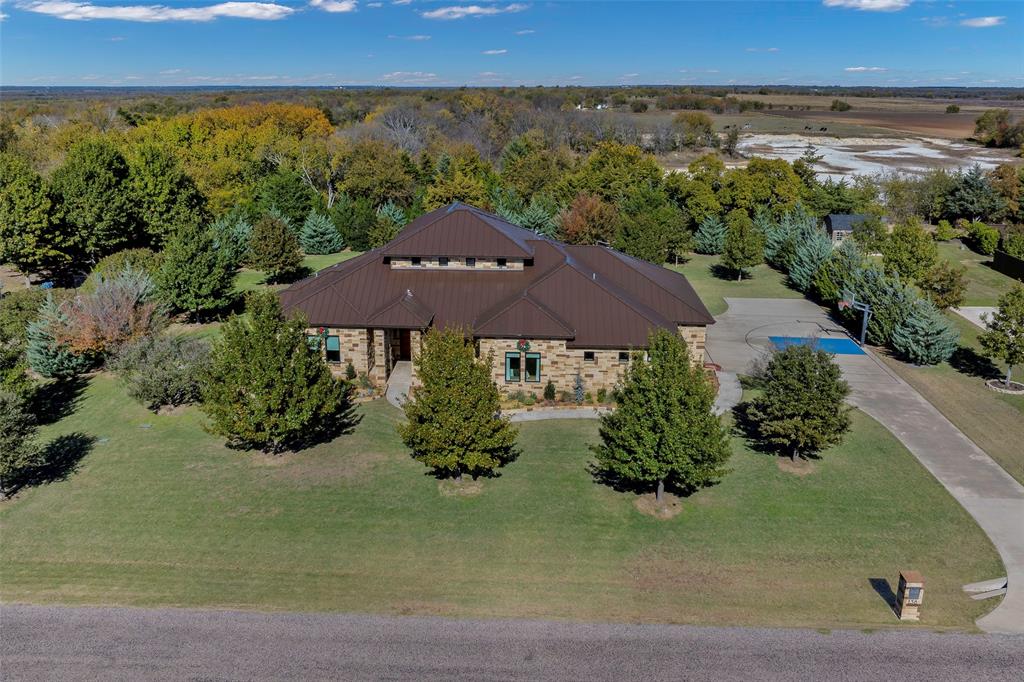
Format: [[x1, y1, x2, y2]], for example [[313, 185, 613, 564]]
[[380, 70, 438, 83], [482, 48, 507, 55], [421, 3, 526, 20], [822, 0, 911, 11], [367, 1, 382, 6], [18, 1, 295, 22], [514, 28, 534, 34], [309, 0, 356, 12], [388, 33, 431, 40], [960, 16, 1004, 28], [845, 65, 888, 72], [391, 0, 411, 4], [745, 47, 779, 52]]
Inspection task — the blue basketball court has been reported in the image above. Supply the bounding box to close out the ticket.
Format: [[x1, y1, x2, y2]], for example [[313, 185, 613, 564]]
[[768, 336, 865, 355]]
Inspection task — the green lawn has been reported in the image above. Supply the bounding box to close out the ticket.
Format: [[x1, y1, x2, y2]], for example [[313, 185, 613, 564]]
[[877, 313, 1024, 485], [937, 242, 1018, 307], [667, 254, 803, 316], [234, 251, 361, 294], [0, 374, 1001, 630]]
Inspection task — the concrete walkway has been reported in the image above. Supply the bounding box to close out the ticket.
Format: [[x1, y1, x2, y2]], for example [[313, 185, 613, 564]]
[[507, 406, 610, 422], [953, 306, 997, 330], [3, 604, 1022, 681], [385, 361, 412, 408], [707, 298, 1024, 634]]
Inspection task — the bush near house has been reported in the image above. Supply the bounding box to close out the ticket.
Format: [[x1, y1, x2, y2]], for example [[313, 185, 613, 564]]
[[110, 335, 210, 411]]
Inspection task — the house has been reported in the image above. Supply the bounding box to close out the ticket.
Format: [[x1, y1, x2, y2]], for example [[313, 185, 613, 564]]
[[824, 214, 868, 245], [279, 203, 714, 397]]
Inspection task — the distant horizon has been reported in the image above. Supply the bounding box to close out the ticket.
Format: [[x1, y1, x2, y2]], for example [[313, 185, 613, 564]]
[[3, 84, 1023, 92], [1, 1, 1020, 88]]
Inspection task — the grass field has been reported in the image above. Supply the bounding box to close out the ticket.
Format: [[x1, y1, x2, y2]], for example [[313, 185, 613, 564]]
[[937, 242, 1018, 307], [877, 313, 1024, 486], [0, 374, 1002, 630], [668, 254, 803, 316], [234, 251, 360, 293]]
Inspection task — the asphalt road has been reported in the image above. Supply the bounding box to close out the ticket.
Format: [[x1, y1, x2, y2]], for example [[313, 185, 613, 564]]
[[2, 605, 1023, 681]]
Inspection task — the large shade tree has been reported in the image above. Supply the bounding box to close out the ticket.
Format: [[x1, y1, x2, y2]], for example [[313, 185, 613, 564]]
[[979, 285, 1024, 388]]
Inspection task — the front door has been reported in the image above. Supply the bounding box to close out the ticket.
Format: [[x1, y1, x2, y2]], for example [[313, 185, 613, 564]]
[[399, 329, 412, 361]]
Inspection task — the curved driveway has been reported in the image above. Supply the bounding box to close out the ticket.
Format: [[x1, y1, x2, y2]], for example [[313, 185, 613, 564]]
[[707, 298, 1024, 634]]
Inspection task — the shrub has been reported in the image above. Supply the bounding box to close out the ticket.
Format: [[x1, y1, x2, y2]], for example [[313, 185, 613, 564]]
[[558, 390, 571, 403], [300, 211, 343, 255], [80, 248, 160, 295], [26, 292, 95, 378], [573, 373, 585, 404], [584, 391, 593, 404], [745, 344, 851, 460], [249, 213, 303, 282], [596, 387, 608, 403], [933, 219, 956, 241], [110, 335, 210, 410], [345, 361, 357, 381], [945, 104, 960, 114], [543, 380, 556, 401], [830, 99, 851, 112], [967, 221, 999, 255], [630, 100, 649, 113], [1001, 228, 1024, 260], [0, 390, 41, 498], [891, 299, 960, 365]]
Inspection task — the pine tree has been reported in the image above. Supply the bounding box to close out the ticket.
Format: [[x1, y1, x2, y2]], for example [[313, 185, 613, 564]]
[[249, 214, 303, 283], [25, 293, 92, 378], [199, 291, 356, 453], [398, 327, 518, 480], [745, 344, 852, 460], [509, 198, 559, 237], [300, 211, 343, 255], [891, 299, 960, 365], [694, 215, 726, 255], [0, 390, 41, 498], [155, 222, 236, 319], [979, 285, 1024, 387], [593, 330, 730, 502], [721, 210, 765, 280], [788, 228, 833, 293], [210, 214, 252, 270], [813, 238, 862, 304], [367, 202, 407, 248]]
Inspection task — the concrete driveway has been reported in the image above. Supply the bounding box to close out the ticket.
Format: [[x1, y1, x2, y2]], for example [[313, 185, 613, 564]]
[[707, 298, 1024, 634], [3, 605, 1022, 681]]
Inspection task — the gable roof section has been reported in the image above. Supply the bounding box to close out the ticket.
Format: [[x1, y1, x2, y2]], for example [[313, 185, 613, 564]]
[[382, 202, 536, 258], [474, 295, 575, 339], [825, 214, 868, 232], [367, 290, 434, 328]]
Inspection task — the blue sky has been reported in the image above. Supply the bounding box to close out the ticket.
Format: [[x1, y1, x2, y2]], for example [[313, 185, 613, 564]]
[[1, 1, 1021, 87]]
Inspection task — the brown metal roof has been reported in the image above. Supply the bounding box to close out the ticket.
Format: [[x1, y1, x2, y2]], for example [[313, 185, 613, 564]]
[[280, 203, 714, 348]]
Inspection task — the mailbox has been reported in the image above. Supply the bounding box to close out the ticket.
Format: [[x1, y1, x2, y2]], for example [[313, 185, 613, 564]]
[[896, 570, 924, 621]]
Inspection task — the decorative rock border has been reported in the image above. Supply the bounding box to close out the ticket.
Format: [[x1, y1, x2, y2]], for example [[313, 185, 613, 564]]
[[985, 379, 1024, 395]]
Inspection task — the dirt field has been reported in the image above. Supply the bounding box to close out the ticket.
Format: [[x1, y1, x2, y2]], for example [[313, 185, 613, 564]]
[[764, 110, 981, 139]]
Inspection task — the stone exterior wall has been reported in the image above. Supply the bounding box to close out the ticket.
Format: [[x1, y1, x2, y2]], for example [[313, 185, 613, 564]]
[[305, 327, 373, 377], [390, 257, 524, 271], [678, 325, 708, 364], [370, 329, 387, 384]]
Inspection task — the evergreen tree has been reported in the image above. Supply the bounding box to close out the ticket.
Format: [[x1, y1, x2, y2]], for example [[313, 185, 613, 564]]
[[979, 285, 1024, 387], [813, 238, 863, 304], [942, 165, 1005, 223], [300, 211, 343, 255], [844, 265, 916, 346], [788, 228, 833, 293], [254, 168, 315, 230], [329, 193, 377, 251], [0, 390, 41, 499], [592, 330, 730, 502], [882, 219, 938, 281], [507, 197, 559, 237], [155, 222, 236, 319], [200, 291, 356, 453], [210, 214, 252, 270], [614, 184, 685, 264], [367, 201, 407, 248], [249, 214, 303, 283], [398, 327, 518, 480], [25, 293, 92, 378], [694, 214, 726, 255], [721, 210, 765, 280], [745, 344, 852, 460], [891, 299, 960, 365]]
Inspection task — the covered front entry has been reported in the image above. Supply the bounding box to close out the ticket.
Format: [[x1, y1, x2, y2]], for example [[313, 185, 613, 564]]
[[398, 329, 412, 361]]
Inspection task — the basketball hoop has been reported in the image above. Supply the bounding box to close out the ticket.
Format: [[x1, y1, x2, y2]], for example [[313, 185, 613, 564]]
[[839, 289, 871, 346], [837, 300, 850, 311]]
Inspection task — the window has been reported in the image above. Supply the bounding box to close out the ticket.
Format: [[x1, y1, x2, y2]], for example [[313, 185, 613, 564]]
[[410, 257, 421, 267], [618, 351, 630, 363], [325, 335, 341, 363], [524, 353, 541, 382], [505, 352, 521, 382], [438, 257, 449, 267], [496, 258, 507, 268], [465, 257, 476, 268], [584, 351, 596, 362]]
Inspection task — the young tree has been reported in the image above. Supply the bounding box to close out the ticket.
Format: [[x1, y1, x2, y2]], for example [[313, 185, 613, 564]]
[[0, 288, 46, 398], [592, 329, 730, 502], [49, 137, 139, 262], [0, 390, 41, 499], [26, 293, 93, 378], [200, 291, 356, 453], [111, 335, 210, 411], [558, 193, 618, 245], [300, 211, 343, 255], [882, 219, 938, 281], [155, 222, 236, 319], [918, 261, 967, 310], [249, 214, 303, 282], [693, 215, 727, 255], [721, 210, 765, 280], [745, 344, 852, 460], [979, 285, 1024, 387], [398, 327, 518, 480], [788, 228, 833, 293], [891, 299, 960, 365]]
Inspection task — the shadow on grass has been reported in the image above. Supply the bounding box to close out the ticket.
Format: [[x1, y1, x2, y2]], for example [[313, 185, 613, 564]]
[[710, 263, 744, 282], [9, 432, 96, 496], [868, 577, 898, 617], [730, 400, 823, 461], [949, 346, 1001, 380], [589, 462, 707, 499], [31, 377, 87, 426]]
